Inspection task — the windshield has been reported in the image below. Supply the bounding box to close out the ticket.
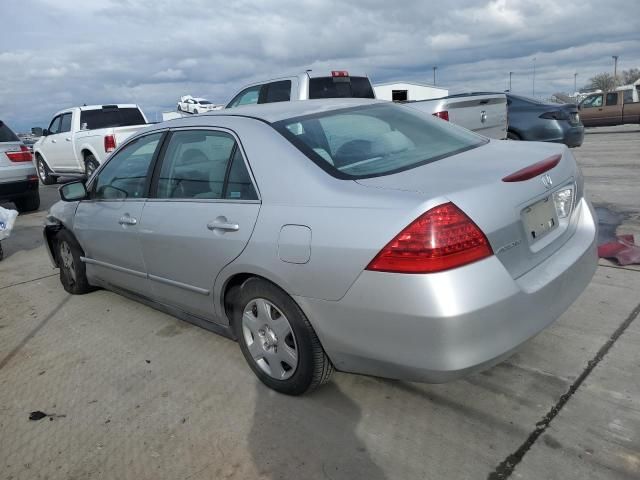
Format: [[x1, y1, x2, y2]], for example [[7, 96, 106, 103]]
[[273, 103, 486, 179], [309, 76, 375, 99]]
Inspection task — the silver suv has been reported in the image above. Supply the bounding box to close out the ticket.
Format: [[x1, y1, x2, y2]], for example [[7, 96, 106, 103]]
[[0, 121, 40, 212]]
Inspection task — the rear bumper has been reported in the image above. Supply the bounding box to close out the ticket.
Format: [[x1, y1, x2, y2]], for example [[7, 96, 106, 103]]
[[296, 198, 597, 383], [0, 178, 39, 202]]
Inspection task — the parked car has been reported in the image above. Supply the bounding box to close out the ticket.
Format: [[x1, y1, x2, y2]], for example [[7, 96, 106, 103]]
[[44, 99, 597, 395], [578, 89, 640, 127], [177, 95, 222, 114], [506, 94, 584, 147], [0, 120, 40, 212], [403, 92, 508, 139], [226, 70, 375, 108], [33, 104, 149, 184]]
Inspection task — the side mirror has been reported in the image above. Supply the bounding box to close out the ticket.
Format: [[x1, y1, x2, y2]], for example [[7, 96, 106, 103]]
[[31, 127, 43, 136], [59, 181, 88, 202], [42, 129, 49, 136]]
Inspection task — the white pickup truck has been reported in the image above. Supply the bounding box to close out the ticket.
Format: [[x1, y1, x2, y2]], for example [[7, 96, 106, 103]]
[[33, 104, 149, 184], [402, 92, 508, 139]]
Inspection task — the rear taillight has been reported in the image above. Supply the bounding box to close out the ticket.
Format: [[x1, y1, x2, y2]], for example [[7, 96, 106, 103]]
[[104, 134, 116, 153], [5, 145, 32, 162], [366, 203, 493, 274], [539, 111, 569, 121], [433, 111, 449, 121]]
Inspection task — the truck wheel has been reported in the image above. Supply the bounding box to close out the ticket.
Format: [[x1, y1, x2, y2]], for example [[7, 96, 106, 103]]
[[85, 154, 99, 177], [14, 192, 40, 213], [233, 278, 333, 395], [56, 230, 92, 295], [193, 109, 198, 114], [36, 156, 57, 185], [177, 104, 182, 111]]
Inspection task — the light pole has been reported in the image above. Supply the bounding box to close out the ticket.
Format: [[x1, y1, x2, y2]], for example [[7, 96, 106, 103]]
[[612, 55, 619, 87], [532, 57, 536, 97], [574, 73, 578, 94], [509, 71, 513, 91], [433, 66, 437, 85]]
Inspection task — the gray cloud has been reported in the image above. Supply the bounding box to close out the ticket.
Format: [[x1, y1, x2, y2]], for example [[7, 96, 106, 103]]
[[1, 0, 639, 131]]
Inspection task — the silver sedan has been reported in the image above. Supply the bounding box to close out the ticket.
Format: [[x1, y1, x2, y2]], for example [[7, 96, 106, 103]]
[[45, 99, 597, 395]]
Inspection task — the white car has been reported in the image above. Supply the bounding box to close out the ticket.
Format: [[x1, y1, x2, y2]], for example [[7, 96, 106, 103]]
[[177, 96, 222, 114]]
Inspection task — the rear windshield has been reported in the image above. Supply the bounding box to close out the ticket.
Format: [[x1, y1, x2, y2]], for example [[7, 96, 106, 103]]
[[273, 103, 486, 179], [0, 121, 19, 142], [309, 76, 375, 99], [198, 100, 212, 105], [80, 107, 145, 130]]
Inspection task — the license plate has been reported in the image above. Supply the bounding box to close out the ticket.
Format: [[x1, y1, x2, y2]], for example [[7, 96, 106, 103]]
[[523, 197, 558, 241]]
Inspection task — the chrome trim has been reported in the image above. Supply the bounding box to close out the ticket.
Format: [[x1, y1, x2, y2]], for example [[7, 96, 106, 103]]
[[148, 274, 211, 295], [80, 256, 147, 278]]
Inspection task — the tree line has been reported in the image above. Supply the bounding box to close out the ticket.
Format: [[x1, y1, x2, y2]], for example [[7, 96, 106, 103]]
[[586, 68, 640, 92]]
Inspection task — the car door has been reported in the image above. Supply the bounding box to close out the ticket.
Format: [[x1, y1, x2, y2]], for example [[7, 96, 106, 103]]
[[138, 128, 260, 321], [600, 92, 622, 125], [40, 115, 66, 169], [54, 112, 77, 169], [579, 94, 604, 126], [73, 131, 165, 296]]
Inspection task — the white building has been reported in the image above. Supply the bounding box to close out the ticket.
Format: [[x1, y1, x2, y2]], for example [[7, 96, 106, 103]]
[[373, 81, 448, 102]]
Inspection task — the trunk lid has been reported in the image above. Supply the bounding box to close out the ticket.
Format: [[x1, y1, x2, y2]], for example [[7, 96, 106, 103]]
[[356, 140, 582, 279]]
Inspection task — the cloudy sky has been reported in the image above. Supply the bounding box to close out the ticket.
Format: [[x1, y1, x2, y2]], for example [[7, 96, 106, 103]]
[[1, 0, 639, 132]]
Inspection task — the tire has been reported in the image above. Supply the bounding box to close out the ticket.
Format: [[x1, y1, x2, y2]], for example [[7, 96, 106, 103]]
[[177, 104, 182, 111], [85, 154, 99, 177], [55, 229, 92, 294], [36, 155, 57, 185], [507, 131, 521, 140], [193, 109, 198, 114], [233, 278, 333, 395], [14, 192, 40, 213]]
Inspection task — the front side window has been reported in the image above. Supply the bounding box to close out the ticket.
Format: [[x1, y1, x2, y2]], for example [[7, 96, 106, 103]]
[[582, 95, 603, 108], [93, 132, 162, 200], [48, 116, 62, 135], [605, 92, 618, 106], [59, 113, 72, 133], [274, 103, 486, 179], [227, 85, 262, 108]]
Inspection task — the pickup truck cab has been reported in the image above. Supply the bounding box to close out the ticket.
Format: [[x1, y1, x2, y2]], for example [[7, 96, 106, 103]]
[[226, 70, 375, 108], [33, 104, 149, 184], [578, 88, 640, 127], [403, 92, 508, 139]]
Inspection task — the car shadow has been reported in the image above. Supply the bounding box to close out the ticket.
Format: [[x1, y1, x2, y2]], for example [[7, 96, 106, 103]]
[[248, 381, 386, 479]]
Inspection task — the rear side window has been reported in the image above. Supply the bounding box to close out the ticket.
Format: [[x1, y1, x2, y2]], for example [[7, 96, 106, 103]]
[[80, 107, 145, 130], [262, 80, 292, 103], [622, 90, 634, 103], [606, 93, 618, 106], [155, 130, 257, 201], [0, 121, 19, 142], [309, 76, 375, 99], [274, 103, 486, 179]]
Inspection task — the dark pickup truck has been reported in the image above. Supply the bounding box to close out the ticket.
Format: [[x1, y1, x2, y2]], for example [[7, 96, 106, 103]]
[[578, 88, 640, 127]]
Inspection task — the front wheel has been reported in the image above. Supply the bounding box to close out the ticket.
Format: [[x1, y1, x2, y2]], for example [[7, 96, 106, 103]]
[[233, 278, 333, 395], [56, 230, 93, 294], [507, 131, 521, 140], [36, 156, 57, 185]]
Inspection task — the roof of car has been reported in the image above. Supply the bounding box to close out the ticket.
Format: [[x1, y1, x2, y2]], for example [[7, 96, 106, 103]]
[[158, 98, 386, 126]]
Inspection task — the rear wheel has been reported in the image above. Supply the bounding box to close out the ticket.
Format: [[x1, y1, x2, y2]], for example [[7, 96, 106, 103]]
[[84, 154, 99, 177], [193, 109, 198, 114], [14, 192, 40, 213], [233, 278, 333, 395], [36, 156, 57, 185], [56, 230, 92, 294], [507, 131, 521, 140]]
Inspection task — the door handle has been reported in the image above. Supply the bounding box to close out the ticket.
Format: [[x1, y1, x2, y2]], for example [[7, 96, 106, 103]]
[[207, 220, 239, 232], [65, 138, 72, 142], [118, 215, 138, 226], [51, 139, 57, 143]]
